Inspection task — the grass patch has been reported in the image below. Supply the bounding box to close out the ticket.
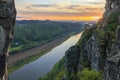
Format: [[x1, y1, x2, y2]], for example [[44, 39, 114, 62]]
[[10, 46, 21, 52], [9, 46, 22, 54]]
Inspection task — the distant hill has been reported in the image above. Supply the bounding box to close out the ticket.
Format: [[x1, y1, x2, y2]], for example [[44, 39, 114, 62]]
[[10, 20, 83, 54]]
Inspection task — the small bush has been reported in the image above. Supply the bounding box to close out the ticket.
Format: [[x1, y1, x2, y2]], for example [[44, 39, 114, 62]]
[[77, 68, 103, 80]]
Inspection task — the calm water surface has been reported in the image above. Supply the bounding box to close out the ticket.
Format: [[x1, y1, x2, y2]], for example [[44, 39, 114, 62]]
[[9, 33, 82, 80]]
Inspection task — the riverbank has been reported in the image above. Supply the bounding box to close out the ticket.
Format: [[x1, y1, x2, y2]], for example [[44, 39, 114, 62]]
[[8, 50, 51, 73], [9, 32, 82, 80], [8, 33, 74, 73]]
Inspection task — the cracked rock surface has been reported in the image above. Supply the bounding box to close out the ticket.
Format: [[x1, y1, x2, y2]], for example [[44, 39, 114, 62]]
[[0, 0, 16, 80]]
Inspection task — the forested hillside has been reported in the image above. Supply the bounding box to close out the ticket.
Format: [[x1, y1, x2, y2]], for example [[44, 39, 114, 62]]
[[10, 20, 83, 54]]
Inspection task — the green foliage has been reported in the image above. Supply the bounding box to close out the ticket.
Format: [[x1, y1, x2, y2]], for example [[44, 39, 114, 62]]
[[77, 68, 103, 80], [96, 28, 105, 46], [78, 31, 87, 45], [10, 20, 82, 54], [55, 71, 66, 80], [97, 11, 120, 46], [93, 11, 120, 70], [78, 24, 97, 47], [105, 11, 120, 44], [106, 11, 120, 24], [97, 11, 119, 46], [69, 73, 79, 80], [9, 46, 22, 53], [77, 28, 96, 68]]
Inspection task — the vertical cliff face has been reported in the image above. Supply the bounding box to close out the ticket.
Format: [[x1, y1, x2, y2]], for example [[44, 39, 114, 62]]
[[102, 0, 120, 79], [65, 0, 120, 80], [65, 46, 80, 79], [0, 0, 16, 80]]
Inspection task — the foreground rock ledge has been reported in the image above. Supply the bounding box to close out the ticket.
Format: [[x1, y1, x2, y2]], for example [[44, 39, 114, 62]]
[[0, 0, 16, 80]]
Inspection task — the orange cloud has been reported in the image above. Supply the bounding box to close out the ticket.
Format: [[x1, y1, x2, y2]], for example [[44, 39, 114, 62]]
[[16, 3, 105, 21], [17, 14, 102, 21]]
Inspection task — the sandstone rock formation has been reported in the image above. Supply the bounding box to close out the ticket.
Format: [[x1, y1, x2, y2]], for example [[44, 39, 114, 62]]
[[0, 0, 16, 80], [65, 0, 120, 80], [65, 46, 79, 72]]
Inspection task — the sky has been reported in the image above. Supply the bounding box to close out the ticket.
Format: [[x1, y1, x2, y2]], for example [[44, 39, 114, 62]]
[[15, 0, 106, 21]]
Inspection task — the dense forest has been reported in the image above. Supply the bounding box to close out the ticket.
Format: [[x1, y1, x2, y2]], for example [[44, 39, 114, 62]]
[[10, 20, 83, 54]]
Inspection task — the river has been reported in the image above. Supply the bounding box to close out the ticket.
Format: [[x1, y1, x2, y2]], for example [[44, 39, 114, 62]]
[[9, 33, 82, 80]]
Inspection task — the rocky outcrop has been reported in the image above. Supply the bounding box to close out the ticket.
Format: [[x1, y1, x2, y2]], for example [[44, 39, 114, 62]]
[[104, 23, 120, 80], [65, 46, 80, 72], [65, 46, 79, 79], [102, 1, 120, 80], [105, 53, 120, 80], [102, 0, 120, 27], [83, 32, 100, 70], [65, 0, 120, 80], [0, 0, 16, 80]]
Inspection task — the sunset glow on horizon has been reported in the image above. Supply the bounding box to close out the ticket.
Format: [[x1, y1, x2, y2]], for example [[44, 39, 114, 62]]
[[15, 0, 105, 21]]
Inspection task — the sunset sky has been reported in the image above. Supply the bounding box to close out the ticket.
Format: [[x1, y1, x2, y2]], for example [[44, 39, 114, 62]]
[[15, 0, 106, 21]]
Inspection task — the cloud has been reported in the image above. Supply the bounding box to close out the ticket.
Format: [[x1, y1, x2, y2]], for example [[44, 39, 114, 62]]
[[18, 8, 103, 17], [25, 4, 104, 11], [16, 1, 105, 20], [57, 5, 81, 9], [79, 1, 105, 4], [16, 3, 104, 18], [29, 4, 57, 7], [89, 2, 105, 4], [16, 16, 26, 19]]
